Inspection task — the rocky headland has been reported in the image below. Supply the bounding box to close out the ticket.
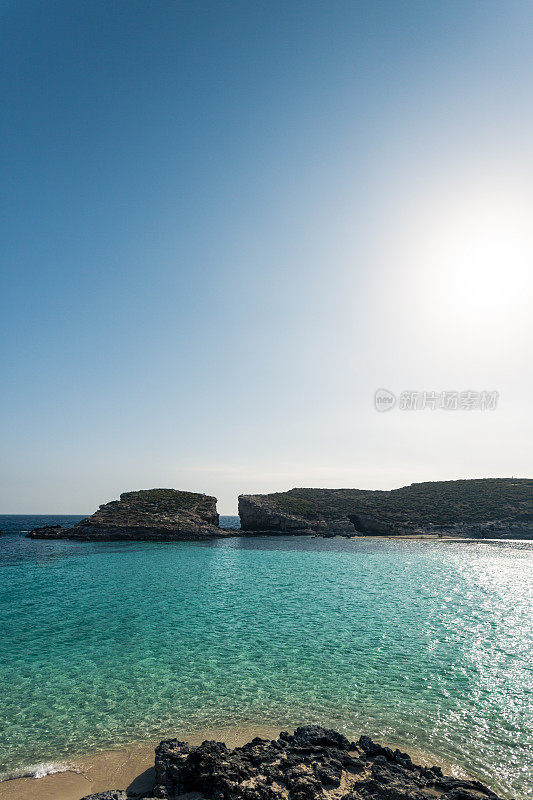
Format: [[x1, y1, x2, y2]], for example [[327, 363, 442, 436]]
[[25, 479, 533, 541], [238, 479, 533, 538], [79, 725, 507, 800], [27, 489, 227, 541]]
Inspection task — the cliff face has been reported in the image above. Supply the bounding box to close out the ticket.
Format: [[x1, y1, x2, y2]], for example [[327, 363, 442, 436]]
[[239, 479, 533, 537], [28, 489, 226, 541], [238, 495, 356, 535], [25, 479, 533, 541]]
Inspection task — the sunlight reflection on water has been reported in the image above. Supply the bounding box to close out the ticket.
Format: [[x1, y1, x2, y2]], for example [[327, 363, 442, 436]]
[[0, 523, 531, 797]]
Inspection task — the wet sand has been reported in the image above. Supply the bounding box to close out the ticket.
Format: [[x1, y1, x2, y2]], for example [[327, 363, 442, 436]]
[[0, 725, 282, 800]]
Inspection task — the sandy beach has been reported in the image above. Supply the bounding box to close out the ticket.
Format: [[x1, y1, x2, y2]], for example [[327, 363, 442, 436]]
[[0, 725, 282, 800]]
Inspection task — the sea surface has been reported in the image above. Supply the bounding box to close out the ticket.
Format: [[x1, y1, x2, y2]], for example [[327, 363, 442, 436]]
[[0, 516, 531, 797]]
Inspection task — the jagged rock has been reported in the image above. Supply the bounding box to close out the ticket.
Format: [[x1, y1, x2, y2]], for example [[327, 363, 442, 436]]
[[149, 726, 505, 800], [27, 489, 227, 541], [76, 726, 508, 800], [80, 793, 128, 800], [239, 479, 533, 538]]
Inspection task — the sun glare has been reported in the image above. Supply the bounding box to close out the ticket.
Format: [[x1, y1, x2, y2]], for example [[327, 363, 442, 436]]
[[414, 192, 532, 332]]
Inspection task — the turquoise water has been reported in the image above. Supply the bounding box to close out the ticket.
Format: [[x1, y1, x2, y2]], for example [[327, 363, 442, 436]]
[[0, 517, 532, 797]]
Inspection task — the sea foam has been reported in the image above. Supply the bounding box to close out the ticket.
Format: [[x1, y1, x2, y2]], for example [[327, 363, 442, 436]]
[[0, 761, 76, 781]]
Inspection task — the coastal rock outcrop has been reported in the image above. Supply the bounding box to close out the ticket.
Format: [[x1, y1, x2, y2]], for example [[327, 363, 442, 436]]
[[80, 725, 506, 800], [24, 479, 533, 541], [27, 489, 227, 541], [26, 524, 64, 539], [239, 479, 533, 538], [237, 495, 317, 534], [81, 794, 128, 800]]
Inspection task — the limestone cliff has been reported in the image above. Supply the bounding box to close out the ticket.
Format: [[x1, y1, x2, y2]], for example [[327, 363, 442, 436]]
[[27, 489, 226, 541], [239, 478, 533, 537]]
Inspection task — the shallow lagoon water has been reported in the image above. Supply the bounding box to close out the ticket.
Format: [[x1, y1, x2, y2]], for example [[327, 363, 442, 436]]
[[0, 516, 531, 797]]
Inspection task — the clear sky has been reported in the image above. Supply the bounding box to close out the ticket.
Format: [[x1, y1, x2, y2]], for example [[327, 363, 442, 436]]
[[1, 1, 532, 513]]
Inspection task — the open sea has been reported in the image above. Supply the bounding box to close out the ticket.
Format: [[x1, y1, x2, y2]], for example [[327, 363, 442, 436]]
[[0, 515, 531, 797]]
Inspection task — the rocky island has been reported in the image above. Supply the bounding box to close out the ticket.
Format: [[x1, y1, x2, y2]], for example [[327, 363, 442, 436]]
[[239, 479, 533, 538], [27, 489, 227, 541], [79, 725, 506, 800], [25, 479, 533, 541]]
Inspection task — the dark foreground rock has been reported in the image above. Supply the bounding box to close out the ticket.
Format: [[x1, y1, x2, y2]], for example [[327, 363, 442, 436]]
[[81, 793, 128, 800], [238, 479, 533, 537], [80, 725, 508, 800], [27, 489, 227, 541]]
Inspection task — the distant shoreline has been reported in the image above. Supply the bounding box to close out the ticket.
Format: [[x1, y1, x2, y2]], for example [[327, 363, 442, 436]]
[[18, 479, 533, 541]]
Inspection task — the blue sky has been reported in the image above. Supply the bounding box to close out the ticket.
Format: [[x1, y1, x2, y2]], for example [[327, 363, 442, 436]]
[[1, 1, 532, 512]]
